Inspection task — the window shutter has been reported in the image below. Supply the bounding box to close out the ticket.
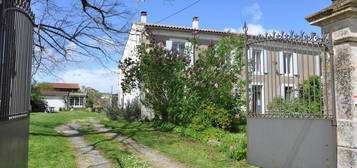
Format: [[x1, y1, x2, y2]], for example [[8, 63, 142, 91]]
[[263, 50, 269, 74], [248, 48, 253, 72], [185, 42, 193, 65], [293, 53, 299, 75], [315, 55, 321, 76], [165, 40, 172, 50], [279, 52, 284, 75], [280, 86, 285, 99]]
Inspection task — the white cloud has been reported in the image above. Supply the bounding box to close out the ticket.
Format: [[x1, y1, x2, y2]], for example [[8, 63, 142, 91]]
[[58, 68, 119, 93], [224, 27, 238, 33], [225, 24, 275, 35], [243, 3, 263, 21]]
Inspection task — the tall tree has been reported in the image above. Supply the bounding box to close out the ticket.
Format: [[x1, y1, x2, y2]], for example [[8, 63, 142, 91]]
[[30, 0, 133, 75]]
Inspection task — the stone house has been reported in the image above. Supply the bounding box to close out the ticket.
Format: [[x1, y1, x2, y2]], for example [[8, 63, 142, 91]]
[[118, 12, 321, 118]]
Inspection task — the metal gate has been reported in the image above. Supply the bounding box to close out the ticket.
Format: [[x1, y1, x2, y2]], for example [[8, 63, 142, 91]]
[[243, 22, 337, 168], [0, 0, 34, 167]]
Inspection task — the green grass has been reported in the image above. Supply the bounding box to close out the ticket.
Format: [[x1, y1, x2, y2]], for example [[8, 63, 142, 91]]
[[80, 126, 153, 168], [29, 110, 103, 168], [103, 120, 255, 168]]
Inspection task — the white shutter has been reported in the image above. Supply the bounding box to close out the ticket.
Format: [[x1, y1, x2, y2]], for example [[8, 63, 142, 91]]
[[315, 55, 321, 76], [279, 52, 284, 75], [165, 40, 172, 50], [280, 86, 285, 99], [248, 48, 253, 72], [263, 50, 269, 74], [293, 53, 299, 75], [185, 42, 194, 65]]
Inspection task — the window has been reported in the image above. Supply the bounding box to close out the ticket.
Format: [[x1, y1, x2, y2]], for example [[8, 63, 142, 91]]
[[172, 42, 185, 56], [252, 85, 263, 114], [69, 97, 85, 107], [283, 52, 293, 75], [279, 52, 298, 75], [284, 86, 294, 100], [75, 98, 79, 105], [70, 97, 75, 106], [249, 49, 268, 74], [252, 49, 262, 74], [79, 97, 84, 106]]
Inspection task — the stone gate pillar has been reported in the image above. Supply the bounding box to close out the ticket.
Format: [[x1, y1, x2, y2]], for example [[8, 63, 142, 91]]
[[307, 0, 357, 167]]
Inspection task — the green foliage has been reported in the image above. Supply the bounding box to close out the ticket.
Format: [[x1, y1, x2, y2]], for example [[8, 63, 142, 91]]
[[105, 99, 141, 121], [120, 35, 246, 129], [104, 119, 253, 167], [29, 110, 102, 168], [121, 42, 189, 121], [80, 127, 153, 168], [31, 83, 47, 112], [85, 98, 94, 108], [165, 125, 247, 160], [267, 75, 323, 114], [190, 103, 233, 130]]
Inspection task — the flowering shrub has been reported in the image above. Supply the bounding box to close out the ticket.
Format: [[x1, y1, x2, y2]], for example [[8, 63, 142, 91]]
[[120, 35, 245, 129]]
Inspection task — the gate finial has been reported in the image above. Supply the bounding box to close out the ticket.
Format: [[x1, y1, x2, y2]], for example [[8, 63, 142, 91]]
[[243, 21, 248, 35]]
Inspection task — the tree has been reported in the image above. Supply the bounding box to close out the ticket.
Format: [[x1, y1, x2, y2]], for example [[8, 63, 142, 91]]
[[30, 83, 49, 112], [121, 35, 246, 129], [28, 0, 132, 75]]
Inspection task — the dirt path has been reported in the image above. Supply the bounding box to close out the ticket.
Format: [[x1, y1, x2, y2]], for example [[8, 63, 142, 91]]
[[88, 121, 192, 168], [56, 123, 114, 168]]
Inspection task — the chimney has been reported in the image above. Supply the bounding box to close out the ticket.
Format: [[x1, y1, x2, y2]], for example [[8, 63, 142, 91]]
[[192, 16, 199, 29], [141, 11, 147, 23]]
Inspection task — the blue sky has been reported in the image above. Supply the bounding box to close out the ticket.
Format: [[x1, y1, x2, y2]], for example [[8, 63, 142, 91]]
[[34, 0, 332, 93]]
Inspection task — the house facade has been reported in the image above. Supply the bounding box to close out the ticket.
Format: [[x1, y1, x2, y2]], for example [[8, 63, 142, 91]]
[[39, 83, 86, 111], [118, 11, 321, 118]]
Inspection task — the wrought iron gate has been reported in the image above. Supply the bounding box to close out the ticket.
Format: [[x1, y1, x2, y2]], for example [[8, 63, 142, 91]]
[[0, 0, 34, 167], [243, 22, 337, 168], [243, 23, 336, 119]]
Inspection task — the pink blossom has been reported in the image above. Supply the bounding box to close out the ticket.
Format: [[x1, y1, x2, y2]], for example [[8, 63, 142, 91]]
[[213, 82, 219, 88]]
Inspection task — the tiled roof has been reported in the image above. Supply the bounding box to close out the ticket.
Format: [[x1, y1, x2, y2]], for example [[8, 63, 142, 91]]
[[134, 22, 239, 35], [38, 83, 80, 89]]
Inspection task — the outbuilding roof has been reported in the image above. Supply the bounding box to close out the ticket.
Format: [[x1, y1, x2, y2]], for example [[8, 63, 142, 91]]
[[38, 83, 80, 89]]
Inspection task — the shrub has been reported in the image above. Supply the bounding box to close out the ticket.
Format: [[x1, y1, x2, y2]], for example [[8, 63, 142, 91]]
[[122, 99, 141, 121], [120, 35, 246, 128], [30, 84, 47, 112], [105, 99, 141, 121], [169, 125, 247, 160], [104, 106, 123, 120], [267, 75, 323, 114], [190, 102, 233, 130], [85, 99, 94, 108]]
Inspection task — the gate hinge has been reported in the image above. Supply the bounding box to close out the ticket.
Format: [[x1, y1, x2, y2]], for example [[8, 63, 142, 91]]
[[331, 118, 337, 126]]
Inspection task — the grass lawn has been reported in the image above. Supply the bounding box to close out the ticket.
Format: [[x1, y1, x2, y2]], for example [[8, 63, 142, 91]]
[[103, 120, 255, 168], [29, 110, 102, 168], [29, 110, 253, 168]]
